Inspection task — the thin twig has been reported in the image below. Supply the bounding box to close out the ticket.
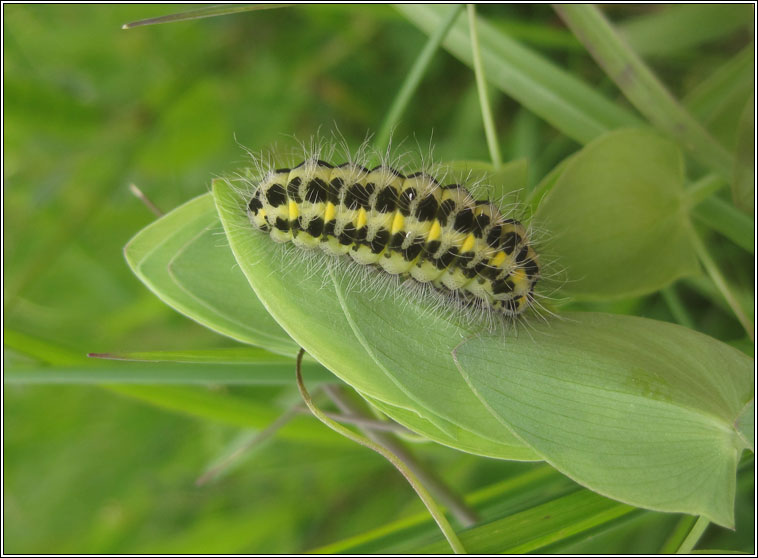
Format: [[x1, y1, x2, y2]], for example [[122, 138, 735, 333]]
[[122, 4, 291, 29], [296, 350, 466, 554], [129, 183, 164, 217], [689, 227, 754, 342]]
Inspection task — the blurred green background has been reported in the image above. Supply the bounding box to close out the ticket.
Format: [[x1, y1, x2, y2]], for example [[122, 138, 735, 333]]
[[3, 4, 753, 553]]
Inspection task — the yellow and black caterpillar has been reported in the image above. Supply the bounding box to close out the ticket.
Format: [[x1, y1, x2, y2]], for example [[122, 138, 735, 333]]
[[246, 159, 539, 316]]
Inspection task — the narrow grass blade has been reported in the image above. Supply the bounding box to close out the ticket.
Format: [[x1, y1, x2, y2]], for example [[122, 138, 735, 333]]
[[375, 4, 463, 152], [467, 4, 502, 170], [396, 4, 639, 145], [4, 360, 333, 385], [555, 5, 735, 179], [122, 4, 291, 29], [619, 5, 753, 57], [416, 489, 636, 554]]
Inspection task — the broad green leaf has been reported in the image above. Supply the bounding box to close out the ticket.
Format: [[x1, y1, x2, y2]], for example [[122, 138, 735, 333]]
[[213, 179, 538, 461], [213, 179, 753, 527], [123, 186, 534, 458], [732, 98, 755, 214], [456, 313, 753, 528], [124, 194, 297, 356], [535, 128, 699, 299]]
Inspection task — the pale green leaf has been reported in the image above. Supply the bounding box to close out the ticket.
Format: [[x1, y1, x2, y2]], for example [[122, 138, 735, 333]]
[[535, 128, 699, 299], [213, 178, 538, 461], [213, 178, 753, 527], [124, 194, 297, 356]]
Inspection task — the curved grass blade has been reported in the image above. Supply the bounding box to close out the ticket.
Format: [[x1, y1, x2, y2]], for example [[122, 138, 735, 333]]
[[555, 5, 734, 180]]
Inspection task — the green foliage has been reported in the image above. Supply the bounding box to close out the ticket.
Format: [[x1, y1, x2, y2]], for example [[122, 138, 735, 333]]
[[4, 4, 754, 554], [535, 128, 698, 298]]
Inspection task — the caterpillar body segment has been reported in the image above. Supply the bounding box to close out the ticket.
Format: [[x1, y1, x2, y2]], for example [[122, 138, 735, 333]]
[[246, 159, 540, 317]]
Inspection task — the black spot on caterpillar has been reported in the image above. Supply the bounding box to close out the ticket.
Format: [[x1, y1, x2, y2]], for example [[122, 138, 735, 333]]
[[245, 158, 540, 318]]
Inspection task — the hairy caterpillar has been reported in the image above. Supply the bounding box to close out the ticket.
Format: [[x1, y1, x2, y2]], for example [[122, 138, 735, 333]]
[[244, 157, 540, 318]]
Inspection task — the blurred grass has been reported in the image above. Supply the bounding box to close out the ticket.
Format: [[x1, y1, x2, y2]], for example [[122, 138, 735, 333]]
[[3, 4, 754, 553]]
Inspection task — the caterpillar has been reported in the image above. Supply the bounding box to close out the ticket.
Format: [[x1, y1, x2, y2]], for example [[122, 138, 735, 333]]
[[245, 158, 540, 318]]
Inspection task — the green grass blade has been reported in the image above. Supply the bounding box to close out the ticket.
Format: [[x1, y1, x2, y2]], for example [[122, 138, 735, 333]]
[[416, 489, 636, 554], [312, 465, 576, 553], [375, 4, 463, 152], [732, 97, 755, 214], [396, 4, 640, 145], [4, 361, 333, 385], [691, 196, 754, 254], [467, 4, 502, 170], [619, 5, 753, 57], [683, 44, 754, 128], [122, 4, 291, 29], [555, 5, 735, 179]]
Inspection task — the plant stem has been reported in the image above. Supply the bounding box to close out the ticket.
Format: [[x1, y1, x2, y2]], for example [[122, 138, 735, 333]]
[[295, 350, 467, 554], [129, 183, 164, 217], [675, 515, 710, 554], [691, 196, 754, 254], [297, 407, 414, 434], [375, 4, 463, 153], [686, 174, 727, 207], [467, 4, 502, 170], [322, 384, 479, 527], [659, 515, 698, 553], [689, 227, 754, 342], [660, 286, 695, 330]]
